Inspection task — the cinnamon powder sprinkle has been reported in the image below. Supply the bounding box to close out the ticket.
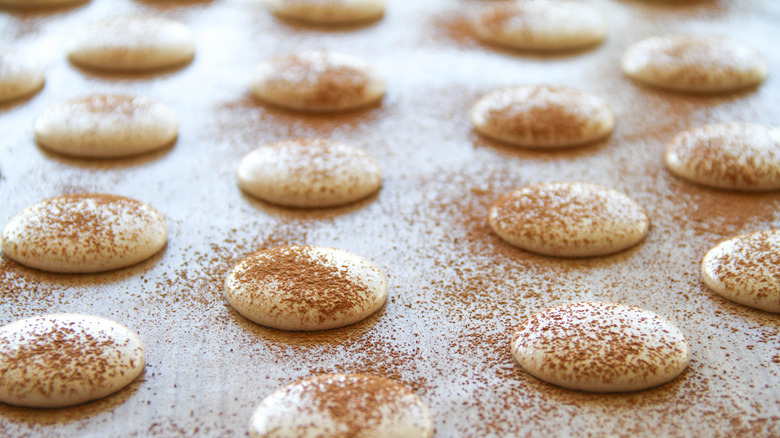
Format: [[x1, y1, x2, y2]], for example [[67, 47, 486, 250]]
[[80, 95, 144, 115]]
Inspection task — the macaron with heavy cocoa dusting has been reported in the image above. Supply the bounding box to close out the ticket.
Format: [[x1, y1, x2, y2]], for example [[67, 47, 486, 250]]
[[224, 245, 388, 331], [0, 314, 145, 408], [250, 374, 433, 437]]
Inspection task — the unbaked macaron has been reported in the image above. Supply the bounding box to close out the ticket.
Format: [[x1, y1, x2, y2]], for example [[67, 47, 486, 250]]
[[488, 182, 649, 257], [0, 51, 44, 103], [237, 138, 382, 207], [665, 123, 780, 191], [266, 0, 385, 25], [471, 85, 615, 148], [224, 245, 388, 331], [65, 16, 195, 72], [0, 313, 145, 408], [474, 1, 606, 51], [250, 50, 385, 112], [1, 194, 167, 273], [35, 95, 178, 158], [701, 230, 780, 313], [511, 302, 690, 392], [250, 374, 433, 438], [621, 35, 767, 93]]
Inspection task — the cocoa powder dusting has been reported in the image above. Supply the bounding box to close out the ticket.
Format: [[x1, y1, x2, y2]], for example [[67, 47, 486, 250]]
[[488, 182, 647, 255], [230, 246, 373, 324], [668, 124, 780, 189], [511, 302, 689, 389], [706, 231, 779, 300], [80, 95, 145, 116], [0, 316, 140, 404], [268, 55, 369, 107], [1, 0, 779, 436], [292, 375, 417, 435], [477, 4, 523, 34], [477, 86, 613, 146]]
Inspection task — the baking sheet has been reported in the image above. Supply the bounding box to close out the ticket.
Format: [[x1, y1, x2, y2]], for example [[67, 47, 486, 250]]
[[1, 0, 779, 436]]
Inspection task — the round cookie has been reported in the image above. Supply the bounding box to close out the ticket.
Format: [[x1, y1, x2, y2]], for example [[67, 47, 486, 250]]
[[0, 51, 44, 102], [621, 35, 767, 93], [665, 123, 780, 191], [701, 230, 780, 313], [34, 95, 178, 158], [250, 374, 434, 438], [65, 16, 195, 72], [266, 0, 385, 25], [488, 182, 649, 257], [470, 85, 615, 148], [1, 194, 167, 273], [237, 138, 382, 208], [511, 302, 690, 392], [474, 1, 606, 51], [224, 245, 388, 331], [250, 50, 385, 112], [0, 314, 145, 408]]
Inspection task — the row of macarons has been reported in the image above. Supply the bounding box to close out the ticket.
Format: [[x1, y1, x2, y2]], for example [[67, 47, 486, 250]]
[[4, 49, 780, 191], [0, 312, 437, 437], [0, 192, 773, 424], [0, 249, 695, 438], [0, 4, 769, 106], [2, 182, 777, 312], [0, 0, 387, 26], [2, 12, 777, 192], [0, 298, 695, 436], [1, 0, 760, 60]]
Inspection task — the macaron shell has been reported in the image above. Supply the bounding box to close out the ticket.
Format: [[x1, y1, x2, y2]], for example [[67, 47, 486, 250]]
[[511, 302, 690, 392], [250, 374, 433, 438], [250, 51, 385, 112], [701, 230, 780, 313], [0, 314, 145, 408], [665, 123, 780, 191], [65, 16, 195, 71], [266, 0, 385, 24], [621, 35, 767, 93], [470, 86, 615, 148], [474, 1, 606, 51], [224, 245, 388, 331], [34, 95, 178, 158], [488, 182, 649, 257], [1, 194, 167, 273], [237, 138, 382, 207]]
